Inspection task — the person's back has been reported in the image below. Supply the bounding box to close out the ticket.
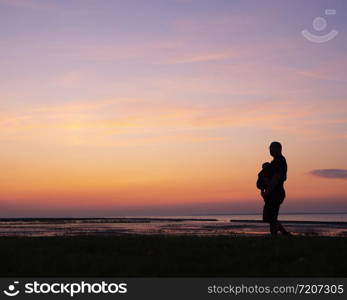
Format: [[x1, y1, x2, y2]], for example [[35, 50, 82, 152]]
[[269, 154, 287, 197]]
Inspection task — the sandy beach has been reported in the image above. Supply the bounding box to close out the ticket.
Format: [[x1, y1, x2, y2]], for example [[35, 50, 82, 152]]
[[1, 235, 347, 277]]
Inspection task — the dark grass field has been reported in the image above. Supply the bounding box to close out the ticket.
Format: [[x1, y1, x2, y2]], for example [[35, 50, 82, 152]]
[[1, 235, 346, 277]]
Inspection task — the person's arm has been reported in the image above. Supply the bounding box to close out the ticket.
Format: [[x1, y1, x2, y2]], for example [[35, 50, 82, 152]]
[[262, 172, 280, 196]]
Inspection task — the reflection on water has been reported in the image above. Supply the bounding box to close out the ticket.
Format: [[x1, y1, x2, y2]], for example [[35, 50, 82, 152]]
[[1, 214, 347, 237]]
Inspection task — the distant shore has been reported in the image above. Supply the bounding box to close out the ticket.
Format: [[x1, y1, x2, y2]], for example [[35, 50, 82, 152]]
[[1, 235, 347, 277]]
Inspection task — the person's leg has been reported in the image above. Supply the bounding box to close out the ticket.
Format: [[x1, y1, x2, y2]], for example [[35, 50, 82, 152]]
[[277, 221, 292, 235], [270, 222, 278, 235], [263, 201, 272, 234], [276, 191, 292, 235], [269, 190, 292, 235], [275, 188, 292, 235], [268, 200, 279, 235]]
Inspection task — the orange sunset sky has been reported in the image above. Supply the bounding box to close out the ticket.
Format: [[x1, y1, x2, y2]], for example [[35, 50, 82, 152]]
[[0, 0, 346, 217]]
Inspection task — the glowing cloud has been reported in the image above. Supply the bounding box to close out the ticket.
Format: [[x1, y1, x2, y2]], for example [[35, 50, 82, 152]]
[[309, 169, 347, 180]]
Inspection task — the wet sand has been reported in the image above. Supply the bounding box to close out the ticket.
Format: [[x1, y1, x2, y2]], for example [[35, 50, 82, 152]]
[[1, 217, 347, 237]]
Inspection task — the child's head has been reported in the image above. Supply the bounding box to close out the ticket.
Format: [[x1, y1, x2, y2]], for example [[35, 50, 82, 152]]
[[262, 162, 271, 169]]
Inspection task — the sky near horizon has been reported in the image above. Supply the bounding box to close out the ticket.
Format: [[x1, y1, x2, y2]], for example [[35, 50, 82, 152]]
[[0, 0, 346, 217]]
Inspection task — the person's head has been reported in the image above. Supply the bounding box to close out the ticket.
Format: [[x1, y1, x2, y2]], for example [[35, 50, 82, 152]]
[[269, 141, 282, 157]]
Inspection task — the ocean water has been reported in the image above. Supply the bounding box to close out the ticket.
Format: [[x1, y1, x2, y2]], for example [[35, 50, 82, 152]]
[[148, 213, 347, 222], [199, 213, 347, 223], [1, 213, 347, 237]]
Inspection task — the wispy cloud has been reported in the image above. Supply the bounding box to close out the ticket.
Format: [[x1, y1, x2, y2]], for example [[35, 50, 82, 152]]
[[309, 169, 347, 180], [293, 54, 347, 83], [166, 50, 235, 64], [0, 96, 329, 146], [0, 0, 56, 11], [171, 14, 256, 34]]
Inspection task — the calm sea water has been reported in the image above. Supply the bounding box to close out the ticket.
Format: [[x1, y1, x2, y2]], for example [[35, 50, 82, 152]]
[[150, 213, 347, 223], [1, 213, 347, 237]]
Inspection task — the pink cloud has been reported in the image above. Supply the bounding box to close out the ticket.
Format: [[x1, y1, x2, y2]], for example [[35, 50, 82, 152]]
[[295, 59, 347, 82], [172, 14, 257, 34]]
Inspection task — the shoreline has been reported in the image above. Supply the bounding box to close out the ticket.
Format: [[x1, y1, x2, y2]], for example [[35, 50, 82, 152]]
[[1, 217, 347, 237], [1, 217, 347, 225]]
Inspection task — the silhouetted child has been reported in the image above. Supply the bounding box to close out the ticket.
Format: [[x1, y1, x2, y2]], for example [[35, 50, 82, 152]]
[[256, 162, 272, 200]]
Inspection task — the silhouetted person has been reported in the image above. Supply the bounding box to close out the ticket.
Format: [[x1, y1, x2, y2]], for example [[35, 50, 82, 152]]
[[259, 142, 291, 236]]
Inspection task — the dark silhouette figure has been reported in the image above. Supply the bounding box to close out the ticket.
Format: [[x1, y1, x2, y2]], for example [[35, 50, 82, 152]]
[[257, 142, 291, 236]]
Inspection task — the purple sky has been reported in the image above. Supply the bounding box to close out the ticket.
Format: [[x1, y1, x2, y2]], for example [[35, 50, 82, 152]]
[[0, 0, 346, 217]]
